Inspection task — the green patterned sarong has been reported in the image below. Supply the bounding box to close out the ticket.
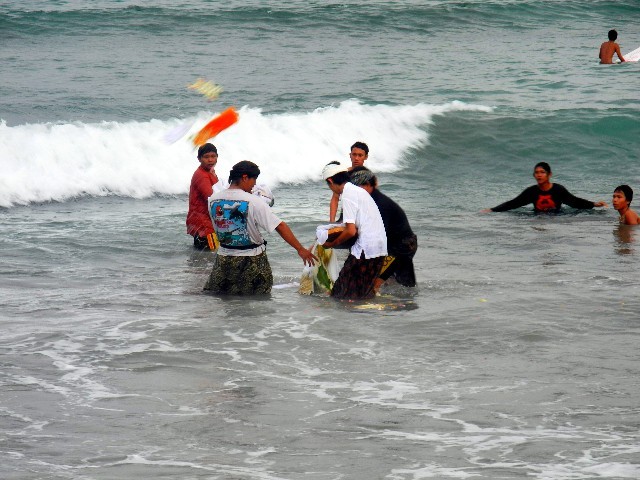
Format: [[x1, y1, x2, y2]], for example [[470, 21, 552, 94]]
[[203, 252, 273, 295]]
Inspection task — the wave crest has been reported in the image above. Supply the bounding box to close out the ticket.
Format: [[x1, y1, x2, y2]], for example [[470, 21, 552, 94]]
[[0, 101, 492, 207]]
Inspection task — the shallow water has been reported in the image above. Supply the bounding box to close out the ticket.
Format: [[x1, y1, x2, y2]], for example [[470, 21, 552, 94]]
[[2, 186, 640, 479]]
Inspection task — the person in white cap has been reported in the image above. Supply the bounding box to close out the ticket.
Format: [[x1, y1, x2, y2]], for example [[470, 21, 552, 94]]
[[321, 161, 387, 299]]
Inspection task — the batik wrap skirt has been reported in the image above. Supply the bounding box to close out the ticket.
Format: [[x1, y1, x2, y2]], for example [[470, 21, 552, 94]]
[[331, 253, 385, 300], [203, 251, 273, 295]]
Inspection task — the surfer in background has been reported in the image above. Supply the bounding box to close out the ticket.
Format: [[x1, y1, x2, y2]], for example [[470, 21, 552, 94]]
[[612, 185, 639, 225], [599, 29, 625, 64], [349, 166, 417, 291], [329, 141, 369, 222], [322, 162, 387, 300], [204, 161, 316, 295], [186, 143, 225, 250], [481, 162, 608, 213]]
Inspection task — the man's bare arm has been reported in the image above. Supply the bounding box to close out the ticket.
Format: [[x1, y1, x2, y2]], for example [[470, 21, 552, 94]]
[[323, 222, 357, 248], [329, 192, 340, 222]]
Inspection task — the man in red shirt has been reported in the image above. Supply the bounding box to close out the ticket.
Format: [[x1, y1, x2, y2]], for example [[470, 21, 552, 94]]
[[186, 143, 223, 250]]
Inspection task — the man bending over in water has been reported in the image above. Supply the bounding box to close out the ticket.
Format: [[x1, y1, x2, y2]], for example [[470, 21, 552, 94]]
[[599, 29, 625, 64]]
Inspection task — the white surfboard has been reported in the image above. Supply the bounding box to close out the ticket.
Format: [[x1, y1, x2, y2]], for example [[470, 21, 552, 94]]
[[623, 45, 640, 62]]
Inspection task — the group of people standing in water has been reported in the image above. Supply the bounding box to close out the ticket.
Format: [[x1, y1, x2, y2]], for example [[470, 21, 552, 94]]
[[186, 142, 637, 300], [319, 142, 418, 299], [185, 141, 417, 299]]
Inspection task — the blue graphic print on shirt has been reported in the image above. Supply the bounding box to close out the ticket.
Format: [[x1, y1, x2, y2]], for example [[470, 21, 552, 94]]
[[210, 199, 252, 247]]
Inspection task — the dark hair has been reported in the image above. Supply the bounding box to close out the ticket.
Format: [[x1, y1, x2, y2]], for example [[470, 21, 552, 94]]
[[608, 29, 618, 41], [614, 184, 633, 203], [349, 166, 377, 188], [197, 143, 217, 158], [350, 141, 369, 155], [327, 172, 350, 185], [534, 162, 551, 174], [228, 160, 260, 183]]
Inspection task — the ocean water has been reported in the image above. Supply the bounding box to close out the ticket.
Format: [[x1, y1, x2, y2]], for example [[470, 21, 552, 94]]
[[1, 1, 640, 479]]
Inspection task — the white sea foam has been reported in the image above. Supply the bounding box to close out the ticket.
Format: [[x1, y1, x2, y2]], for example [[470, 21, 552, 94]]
[[581, 462, 640, 478], [12, 374, 73, 398], [214, 348, 255, 365], [380, 422, 640, 480], [0, 100, 492, 207], [113, 452, 284, 479], [96, 340, 181, 357], [34, 342, 130, 402], [0, 407, 49, 432], [390, 464, 480, 479], [253, 318, 335, 344]]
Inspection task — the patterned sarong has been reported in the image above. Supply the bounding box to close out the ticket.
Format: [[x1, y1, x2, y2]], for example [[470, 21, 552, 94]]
[[331, 253, 385, 300], [203, 251, 273, 295]]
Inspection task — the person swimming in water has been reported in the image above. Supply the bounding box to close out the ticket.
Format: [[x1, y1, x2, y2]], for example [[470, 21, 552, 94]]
[[599, 29, 625, 64], [612, 185, 639, 225], [481, 162, 608, 213]]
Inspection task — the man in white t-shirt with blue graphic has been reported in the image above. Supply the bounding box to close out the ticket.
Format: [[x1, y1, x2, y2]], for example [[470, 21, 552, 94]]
[[204, 161, 316, 295], [321, 162, 387, 299]]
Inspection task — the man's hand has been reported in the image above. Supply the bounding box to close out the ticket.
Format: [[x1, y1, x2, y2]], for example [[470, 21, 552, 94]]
[[298, 247, 317, 267]]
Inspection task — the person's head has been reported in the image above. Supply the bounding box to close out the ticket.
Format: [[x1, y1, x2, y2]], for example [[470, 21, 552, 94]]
[[228, 160, 260, 192], [608, 29, 618, 41], [322, 161, 350, 194], [197, 143, 218, 171], [349, 166, 377, 193], [613, 184, 633, 211], [349, 141, 369, 168], [533, 162, 552, 185]]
